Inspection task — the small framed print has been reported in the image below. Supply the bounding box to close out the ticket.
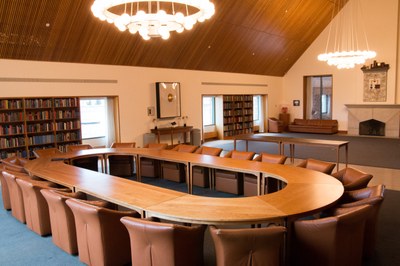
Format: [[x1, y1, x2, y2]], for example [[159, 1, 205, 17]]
[[155, 82, 181, 119], [293, 100, 300, 106]]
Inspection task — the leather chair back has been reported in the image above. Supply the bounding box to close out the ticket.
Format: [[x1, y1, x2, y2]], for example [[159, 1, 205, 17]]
[[210, 225, 286, 266], [110, 142, 136, 148], [297, 158, 336, 174], [141, 143, 168, 178], [66, 198, 139, 266], [293, 204, 372, 266], [66, 144, 92, 152], [195, 146, 223, 156], [337, 184, 385, 258], [254, 152, 287, 164], [33, 148, 63, 158], [145, 143, 168, 150], [332, 167, 373, 191], [171, 144, 198, 153], [121, 217, 206, 266], [15, 178, 58, 235], [108, 142, 136, 177], [224, 150, 255, 160], [40, 189, 87, 254]]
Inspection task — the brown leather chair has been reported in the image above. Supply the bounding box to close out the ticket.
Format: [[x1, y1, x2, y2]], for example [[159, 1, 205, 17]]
[[67, 144, 100, 172], [209, 225, 286, 266], [121, 217, 206, 266], [331, 167, 373, 191], [15, 178, 59, 236], [161, 144, 198, 183], [268, 117, 284, 133], [33, 147, 63, 158], [1, 156, 28, 210], [2, 171, 34, 223], [140, 143, 168, 178], [335, 184, 385, 258], [66, 198, 140, 266], [292, 204, 372, 266], [108, 142, 136, 177], [192, 146, 223, 188], [244, 153, 287, 196], [40, 189, 87, 254], [297, 158, 336, 174], [214, 150, 255, 195]]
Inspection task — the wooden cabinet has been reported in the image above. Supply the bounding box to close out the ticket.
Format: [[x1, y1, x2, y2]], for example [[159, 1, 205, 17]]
[[216, 95, 254, 139], [0, 97, 82, 159], [279, 113, 290, 131]]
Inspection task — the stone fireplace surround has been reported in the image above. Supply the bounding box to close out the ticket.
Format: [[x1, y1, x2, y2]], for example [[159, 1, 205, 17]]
[[345, 104, 400, 138]]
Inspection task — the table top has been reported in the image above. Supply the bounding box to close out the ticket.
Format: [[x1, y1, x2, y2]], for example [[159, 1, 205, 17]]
[[24, 148, 344, 225]]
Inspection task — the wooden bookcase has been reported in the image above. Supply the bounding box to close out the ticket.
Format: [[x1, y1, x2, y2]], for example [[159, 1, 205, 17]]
[[216, 95, 254, 139], [0, 97, 82, 159]]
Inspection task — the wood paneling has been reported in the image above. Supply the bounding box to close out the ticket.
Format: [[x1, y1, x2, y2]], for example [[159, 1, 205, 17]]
[[0, 0, 346, 76]]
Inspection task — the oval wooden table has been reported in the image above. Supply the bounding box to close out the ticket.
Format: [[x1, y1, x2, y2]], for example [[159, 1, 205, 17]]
[[24, 148, 344, 225]]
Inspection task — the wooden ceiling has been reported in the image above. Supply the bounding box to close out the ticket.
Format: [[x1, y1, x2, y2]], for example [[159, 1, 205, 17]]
[[0, 0, 345, 77]]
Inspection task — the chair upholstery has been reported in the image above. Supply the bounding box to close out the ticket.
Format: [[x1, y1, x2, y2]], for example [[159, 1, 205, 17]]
[[292, 204, 372, 266], [331, 167, 373, 191], [192, 146, 223, 188], [214, 151, 255, 195], [297, 158, 336, 174], [244, 153, 287, 196], [335, 184, 385, 258], [108, 142, 136, 177], [66, 198, 140, 266], [121, 217, 206, 266], [209, 225, 286, 266], [140, 143, 168, 178], [1, 171, 33, 223], [15, 178, 58, 236], [40, 189, 87, 254], [0, 156, 28, 210], [33, 147, 63, 158], [268, 117, 284, 133], [161, 144, 198, 183], [67, 144, 100, 172]]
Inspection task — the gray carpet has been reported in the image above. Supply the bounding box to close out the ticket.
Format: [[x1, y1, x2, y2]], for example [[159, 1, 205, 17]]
[[204, 132, 400, 169]]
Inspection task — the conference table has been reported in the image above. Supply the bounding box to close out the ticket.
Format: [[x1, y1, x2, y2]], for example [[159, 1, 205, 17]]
[[24, 148, 344, 226], [233, 133, 349, 171]]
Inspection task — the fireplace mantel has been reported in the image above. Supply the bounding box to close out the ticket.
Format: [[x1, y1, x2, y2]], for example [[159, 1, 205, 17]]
[[346, 105, 400, 138]]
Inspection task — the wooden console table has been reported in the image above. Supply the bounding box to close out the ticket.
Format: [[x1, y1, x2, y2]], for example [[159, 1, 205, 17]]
[[151, 126, 193, 146]]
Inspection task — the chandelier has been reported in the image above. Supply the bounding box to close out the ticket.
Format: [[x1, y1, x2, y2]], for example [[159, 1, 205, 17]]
[[91, 0, 215, 40], [317, 0, 376, 69]]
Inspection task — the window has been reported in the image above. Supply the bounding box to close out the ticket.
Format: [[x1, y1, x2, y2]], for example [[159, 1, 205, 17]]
[[80, 98, 107, 139], [202, 96, 215, 126], [304, 75, 332, 120], [253, 95, 261, 121]]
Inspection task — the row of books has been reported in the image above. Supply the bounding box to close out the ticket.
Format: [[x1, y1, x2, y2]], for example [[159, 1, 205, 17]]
[[54, 98, 79, 108], [0, 137, 26, 148], [0, 112, 24, 122], [25, 98, 53, 108], [0, 99, 23, 109], [0, 124, 24, 135]]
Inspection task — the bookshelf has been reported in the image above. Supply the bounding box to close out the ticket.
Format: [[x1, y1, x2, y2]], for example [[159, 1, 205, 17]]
[[0, 97, 82, 159], [216, 95, 254, 139]]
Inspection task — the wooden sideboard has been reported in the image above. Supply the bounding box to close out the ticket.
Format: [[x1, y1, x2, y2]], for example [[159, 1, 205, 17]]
[[151, 126, 193, 146]]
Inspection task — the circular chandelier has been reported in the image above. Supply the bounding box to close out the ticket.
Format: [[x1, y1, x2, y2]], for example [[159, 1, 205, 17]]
[[317, 0, 376, 69], [91, 0, 215, 40], [318, 50, 377, 69]]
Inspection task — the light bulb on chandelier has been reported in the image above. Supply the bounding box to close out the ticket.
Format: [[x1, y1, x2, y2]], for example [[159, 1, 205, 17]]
[[317, 0, 376, 69], [91, 0, 215, 40]]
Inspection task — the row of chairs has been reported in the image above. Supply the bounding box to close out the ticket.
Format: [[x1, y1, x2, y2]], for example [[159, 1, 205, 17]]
[[0, 152, 385, 266]]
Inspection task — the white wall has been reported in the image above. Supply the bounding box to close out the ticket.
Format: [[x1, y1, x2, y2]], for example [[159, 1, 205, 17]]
[[0, 59, 282, 146], [283, 0, 400, 131]]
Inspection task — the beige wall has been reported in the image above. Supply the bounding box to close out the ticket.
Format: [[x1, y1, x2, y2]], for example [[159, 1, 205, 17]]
[[0, 59, 282, 146], [283, 0, 400, 131]]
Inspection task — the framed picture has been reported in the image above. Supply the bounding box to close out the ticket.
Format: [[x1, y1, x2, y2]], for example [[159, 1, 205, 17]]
[[363, 71, 387, 102], [155, 82, 181, 119], [293, 100, 300, 106]]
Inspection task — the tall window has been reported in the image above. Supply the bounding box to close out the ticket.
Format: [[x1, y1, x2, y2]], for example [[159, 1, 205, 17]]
[[80, 98, 107, 139], [202, 96, 215, 126], [253, 95, 261, 121], [304, 75, 332, 120]]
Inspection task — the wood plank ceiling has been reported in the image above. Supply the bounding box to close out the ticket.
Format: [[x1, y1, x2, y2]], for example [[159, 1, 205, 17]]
[[0, 0, 345, 77]]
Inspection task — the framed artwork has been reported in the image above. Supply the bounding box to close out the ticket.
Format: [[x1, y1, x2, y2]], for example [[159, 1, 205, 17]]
[[293, 100, 300, 106], [362, 64, 389, 102], [155, 82, 181, 119]]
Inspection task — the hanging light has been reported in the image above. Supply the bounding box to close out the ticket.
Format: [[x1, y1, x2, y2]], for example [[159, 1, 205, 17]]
[[318, 0, 376, 69], [91, 0, 215, 40]]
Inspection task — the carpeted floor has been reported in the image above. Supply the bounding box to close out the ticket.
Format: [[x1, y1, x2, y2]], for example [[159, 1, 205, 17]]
[[0, 186, 399, 265], [203, 132, 400, 169]]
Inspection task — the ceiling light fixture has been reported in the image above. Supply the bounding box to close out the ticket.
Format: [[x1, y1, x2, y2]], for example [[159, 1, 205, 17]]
[[91, 0, 215, 40], [318, 0, 376, 69]]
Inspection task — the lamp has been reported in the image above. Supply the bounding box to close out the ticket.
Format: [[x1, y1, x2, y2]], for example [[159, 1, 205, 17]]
[[318, 0, 376, 69], [91, 0, 215, 40]]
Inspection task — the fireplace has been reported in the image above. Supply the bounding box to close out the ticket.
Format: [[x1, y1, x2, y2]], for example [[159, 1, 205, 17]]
[[359, 119, 385, 136]]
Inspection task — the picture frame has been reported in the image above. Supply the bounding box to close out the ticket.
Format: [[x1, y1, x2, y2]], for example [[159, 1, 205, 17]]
[[155, 82, 181, 119], [293, 100, 300, 106]]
